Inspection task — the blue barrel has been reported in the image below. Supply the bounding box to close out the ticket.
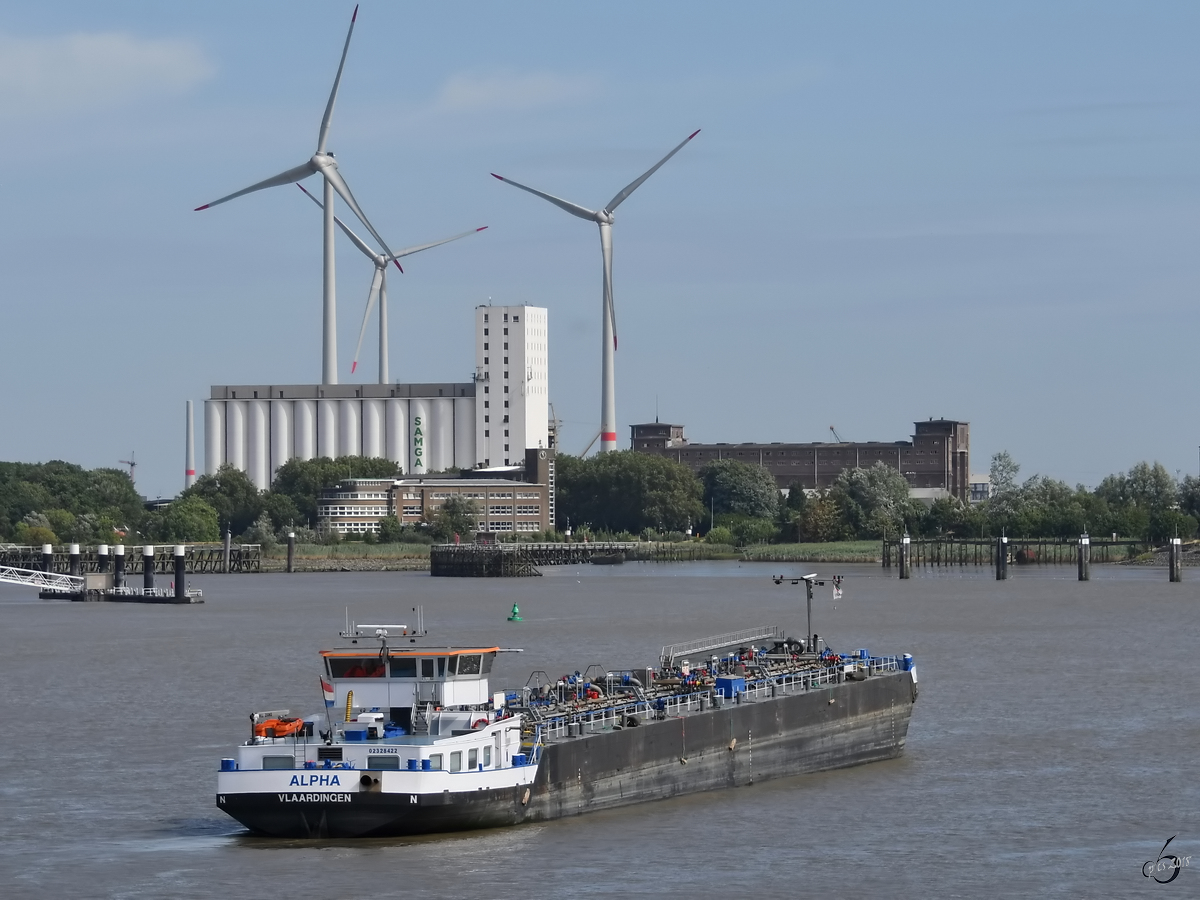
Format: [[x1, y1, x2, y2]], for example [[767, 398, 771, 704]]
[[857, 648, 869, 659], [902, 653, 913, 671], [220, 758, 236, 772], [512, 753, 527, 766], [421, 758, 432, 771], [407, 758, 418, 771]]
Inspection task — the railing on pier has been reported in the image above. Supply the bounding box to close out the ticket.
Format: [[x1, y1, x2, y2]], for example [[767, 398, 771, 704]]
[[0, 544, 260, 574], [430, 541, 702, 577], [0, 566, 84, 592], [880, 536, 1149, 569]]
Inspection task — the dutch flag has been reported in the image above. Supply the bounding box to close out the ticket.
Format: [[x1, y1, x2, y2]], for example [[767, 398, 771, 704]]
[[320, 677, 336, 708]]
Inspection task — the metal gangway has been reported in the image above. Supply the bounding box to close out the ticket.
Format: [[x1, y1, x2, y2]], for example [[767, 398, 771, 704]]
[[0, 566, 84, 592], [660, 625, 784, 669]]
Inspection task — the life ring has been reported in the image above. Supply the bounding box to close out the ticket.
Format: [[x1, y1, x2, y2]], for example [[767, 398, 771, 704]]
[[254, 717, 305, 738], [471, 718, 490, 730]]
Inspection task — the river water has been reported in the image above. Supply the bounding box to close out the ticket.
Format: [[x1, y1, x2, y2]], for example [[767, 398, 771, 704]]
[[1, 561, 1196, 897]]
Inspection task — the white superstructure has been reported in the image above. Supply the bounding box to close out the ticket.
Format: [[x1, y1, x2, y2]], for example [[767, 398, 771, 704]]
[[474, 305, 549, 467]]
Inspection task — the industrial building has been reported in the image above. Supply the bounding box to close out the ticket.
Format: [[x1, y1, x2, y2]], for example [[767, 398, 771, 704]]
[[318, 447, 556, 535], [203, 305, 549, 489], [630, 418, 971, 502]]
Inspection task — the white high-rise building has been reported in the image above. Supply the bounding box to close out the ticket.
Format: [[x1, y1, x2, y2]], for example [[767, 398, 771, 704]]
[[474, 304, 549, 467]]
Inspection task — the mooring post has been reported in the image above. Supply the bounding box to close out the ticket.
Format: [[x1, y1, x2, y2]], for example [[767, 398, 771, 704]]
[[97, 543, 110, 573], [1169, 537, 1183, 582], [174, 545, 186, 601], [143, 545, 155, 592], [42, 543, 53, 573], [222, 529, 231, 574], [899, 534, 911, 579], [287, 532, 296, 574], [996, 536, 1009, 580], [69, 543, 81, 577], [114, 544, 125, 588], [1077, 534, 1090, 581]]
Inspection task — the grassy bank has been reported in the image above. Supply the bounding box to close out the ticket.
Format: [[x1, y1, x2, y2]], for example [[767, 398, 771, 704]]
[[739, 541, 880, 563]]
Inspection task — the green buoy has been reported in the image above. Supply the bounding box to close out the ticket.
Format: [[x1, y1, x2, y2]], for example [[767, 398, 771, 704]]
[[507, 603, 522, 622]]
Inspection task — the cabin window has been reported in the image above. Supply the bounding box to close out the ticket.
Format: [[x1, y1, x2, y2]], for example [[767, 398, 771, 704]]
[[328, 657, 386, 678], [483, 745, 492, 767], [438, 658, 447, 677], [429, 753, 443, 770], [456, 654, 482, 676], [370, 755, 400, 770], [468, 748, 478, 769], [262, 756, 294, 770], [389, 657, 417, 678], [420, 659, 435, 679], [450, 751, 462, 773]]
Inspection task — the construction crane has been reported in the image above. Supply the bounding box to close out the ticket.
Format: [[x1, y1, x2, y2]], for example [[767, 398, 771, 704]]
[[829, 426, 845, 443], [119, 451, 137, 485]]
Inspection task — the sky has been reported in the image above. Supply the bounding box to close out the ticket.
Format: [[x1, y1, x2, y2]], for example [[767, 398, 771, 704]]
[[1, 1, 1198, 500]]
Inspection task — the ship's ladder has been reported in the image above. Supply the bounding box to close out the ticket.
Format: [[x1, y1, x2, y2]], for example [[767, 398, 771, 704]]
[[411, 702, 432, 735]]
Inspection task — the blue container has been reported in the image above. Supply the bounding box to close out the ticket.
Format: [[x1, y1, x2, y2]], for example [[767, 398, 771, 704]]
[[512, 753, 527, 767], [902, 653, 914, 671], [421, 758, 432, 771], [344, 729, 366, 742], [220, 758, 236, 772], [857, 648, 870, 660], [715, 676, 746, 698], [407, 758, 418, 771]]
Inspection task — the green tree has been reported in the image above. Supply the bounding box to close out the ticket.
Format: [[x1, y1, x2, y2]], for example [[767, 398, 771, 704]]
[[145, 496, 220, 542], [828, 462, 912, 538], [12, 523, 58, 545], [261, 491, 302, 532], [800, 494, 846, 542], [377, 515, 403, 543], [181, 464, 262, 536], [556, 451, 704, 534], [270, 456, 402, 526], [698, 459, 779, 519], [428, 497, 479, 542]]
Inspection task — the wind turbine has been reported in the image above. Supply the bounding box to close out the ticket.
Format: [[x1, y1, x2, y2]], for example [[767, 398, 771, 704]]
[[194, 5, 395, 385], [296, 183, 487, 383], [492, 129, 699, 453]]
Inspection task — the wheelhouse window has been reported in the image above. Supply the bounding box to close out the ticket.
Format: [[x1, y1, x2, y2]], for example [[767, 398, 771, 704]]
[[455, 654, 482, 676], [328, 657, 386, 678], [389, 657, 417, 678]]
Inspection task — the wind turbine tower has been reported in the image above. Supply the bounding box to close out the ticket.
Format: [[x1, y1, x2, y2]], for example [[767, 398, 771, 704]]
[[492, 129, 699, 453]]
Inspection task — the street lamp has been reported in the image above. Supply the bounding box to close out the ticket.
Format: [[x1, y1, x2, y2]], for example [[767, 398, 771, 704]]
[[773, 572, 824, 653]]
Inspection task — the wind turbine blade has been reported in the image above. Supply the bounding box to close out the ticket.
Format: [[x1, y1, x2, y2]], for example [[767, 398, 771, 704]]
[[605, 129, 700, 213], [321, 165, 397, 261], [389, 226, 488, 260], [317, 4, 359, 154], [490, 174, 595, 220], [351, 265, 383, 375], [295, 183, 378, 261], [195, 161, 316, 210]]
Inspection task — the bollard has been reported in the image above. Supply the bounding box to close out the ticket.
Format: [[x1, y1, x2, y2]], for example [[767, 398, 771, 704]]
[[1169, 538, 1183, 583], [97, 543, 110, 573], [174, 545, 187, 601], [69, 543, 81, 577], [114, 544, 125, 588], [996, 536, 1009, 580], [143, 546, 155, 592], [1077, 534, 1090, 581], [287, 532, 296, 574], [42, 543, 54, 573], [222, 530, 231, 574], [899, 534, 911, 579]]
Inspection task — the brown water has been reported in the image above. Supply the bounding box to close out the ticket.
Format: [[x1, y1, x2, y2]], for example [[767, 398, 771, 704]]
[[1, 562, 1196, 897]]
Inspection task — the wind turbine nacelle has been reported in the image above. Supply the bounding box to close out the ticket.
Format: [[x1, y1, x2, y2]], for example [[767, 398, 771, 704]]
[[595, 210, 615, 225]]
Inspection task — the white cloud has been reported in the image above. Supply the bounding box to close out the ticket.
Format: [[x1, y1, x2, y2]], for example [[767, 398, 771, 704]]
[[433, 69, 599, 113], [0, 31, 215, 117]]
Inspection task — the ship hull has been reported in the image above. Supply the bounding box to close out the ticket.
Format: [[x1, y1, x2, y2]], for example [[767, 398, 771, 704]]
[[218, 671, 916, 838]]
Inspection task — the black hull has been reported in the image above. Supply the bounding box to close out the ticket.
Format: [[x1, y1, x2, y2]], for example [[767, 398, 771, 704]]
[[219, 671, 916, 838]]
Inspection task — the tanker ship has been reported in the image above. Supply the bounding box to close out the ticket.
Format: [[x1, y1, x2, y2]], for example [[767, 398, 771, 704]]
[[216, 613, 918, 838]]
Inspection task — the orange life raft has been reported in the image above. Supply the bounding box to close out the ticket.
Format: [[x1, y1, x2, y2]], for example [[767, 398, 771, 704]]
[[254, 717, 305, 738]]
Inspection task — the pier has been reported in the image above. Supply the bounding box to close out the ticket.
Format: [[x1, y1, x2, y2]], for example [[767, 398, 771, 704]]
[[430, 541, 702, 577], [0, 542, 261, 574]]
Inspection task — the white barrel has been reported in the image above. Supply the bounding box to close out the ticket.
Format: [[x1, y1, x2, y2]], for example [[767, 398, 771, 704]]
[[410, 397, 431, 474], [204, 400, 225, 475], [431, 398, 454, 472], [386, 399, 408, 472], [293, 399, 316, 461], [362, 399, 385, 458], [247, 400, 270, 489], [317, 399, 338, 459], [270, 399, 293, 479], [339, 399, 361, 457], [225, 401, 247, 471], [453, 397, 476, 470]]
